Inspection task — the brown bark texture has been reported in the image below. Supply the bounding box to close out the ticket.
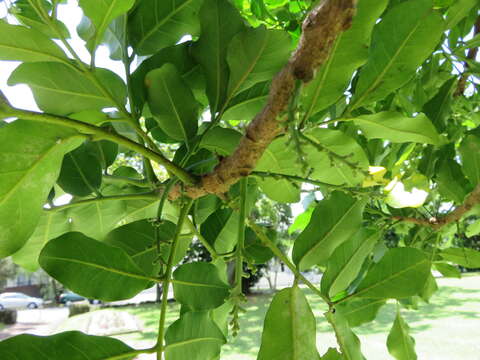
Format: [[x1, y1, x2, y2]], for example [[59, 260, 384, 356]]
[[169, 0, 357, 200]]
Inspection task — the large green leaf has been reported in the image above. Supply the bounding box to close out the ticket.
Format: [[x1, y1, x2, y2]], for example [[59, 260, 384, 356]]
[[353, 248, 431, 299], [0, 331, 136, 359], [12, 193, 178, 271], [254, 136, 304, 203], [223, 82, 270, 121], [257, 286, 320, 360], [349, 0, 444, 109], [57, 144, 103, 197], [303, 129, 370, 186], [433, 262, 461, 278], [387, 310, 417, 360], [351, 112, 442, 145], [439, 248, 480, 268], [322, 348, 343, 360], [0, 121, 83, 257], [445, 0, 478, 29], [293, 192, 366, 271], [325, 310, 365, 360], [8, 62, 126, 116], [12, 210, 71, 272], [78, 0, 135, 51], [321, 228, 380, 298], [436, 157, 469, 204], [193, 0, 245, 113], [302, 0, 388, 118], [226, 26, 290, 104], [39, 232, 151, 301], [128, 0, 203, 55], [131, 42, 199, 111], [165, 311, 226, 360], [172, 262, 230, 310], [199, 127, 242, 156], [0, 21, 68, 63], [459, 134, 480, 186], [200, 208, 239, 253], [336, 298, 386, 327], [146, 63, 199, 142], [422, 78, 457, 132]]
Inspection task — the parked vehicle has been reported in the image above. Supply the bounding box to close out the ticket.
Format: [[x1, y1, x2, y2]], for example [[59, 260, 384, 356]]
[[58, 292, 101, 305], [0, 292, 43, 309]]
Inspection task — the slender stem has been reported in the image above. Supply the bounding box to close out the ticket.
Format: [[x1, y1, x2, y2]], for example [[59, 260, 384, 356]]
[[1, 107, 198, 185], [104, 346, 157, 360], [247, 220, 331, 304], [184, 218, 218, 259], [156, 199, 194, 359], [234, 178, 248, 295], [251, 171, 347, 188], [102, 174, 151, 188]]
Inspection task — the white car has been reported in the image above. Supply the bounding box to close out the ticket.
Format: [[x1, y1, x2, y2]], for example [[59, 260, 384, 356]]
[[0, 292, 44, 309]]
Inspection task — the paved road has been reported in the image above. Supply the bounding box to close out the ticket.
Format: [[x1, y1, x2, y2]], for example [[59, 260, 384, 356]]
[[0, 307, 69, 340]]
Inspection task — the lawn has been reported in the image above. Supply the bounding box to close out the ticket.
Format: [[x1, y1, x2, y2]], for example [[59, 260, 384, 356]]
[[65, 275, 480, 359]]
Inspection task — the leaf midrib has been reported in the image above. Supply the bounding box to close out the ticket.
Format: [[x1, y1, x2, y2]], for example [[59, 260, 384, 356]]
[[136, 0, 195, 50]]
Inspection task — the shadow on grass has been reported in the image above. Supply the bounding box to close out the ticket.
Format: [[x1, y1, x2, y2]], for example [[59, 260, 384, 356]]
[[120, 280, 479, 356]]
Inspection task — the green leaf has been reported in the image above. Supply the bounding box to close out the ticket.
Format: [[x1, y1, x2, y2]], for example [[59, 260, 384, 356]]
[[436, 158, 469, 204], [128, 0, 203, 55], [10, 0, 70, 39], [193, 0, 245, 113], [226, 26, 290, 102], [0, 21, 68, 63], [302, 0, 389, 118], [422, 78, 457, 132], [223, 82, 270, 121], [419, 272, 438, 303], [165, 311, 226, 360], [131, 42, 199, 111], [39, 232, 151, 301], [325, 310, 365, 360], [351, 112, 442, 145], [439, 248, 480, 268], [257, 286, 320, 360], [57, 144, 103, 197], [0, 331, 136, 359], [350, 0, 444, 109], [303, 129, 370, 186], [433, 262, 461, 278], [293, 192, 366, 271], [459, 134, 480, 186], [201, 208, 239, 253], [321, 228, 381, 298], [12, 210, 71, 271], [445, 0, 478, 29], [336, 298, 386, 327], [146, 63, 199, 142], [199, 127, 242, 156], [173, 262, 230, 310], [244, 227, 275, 264], [8, 62, 126, 116], [466, 219, 480, 238], [254, 136, 303, 203], [353, 248, 431, 299], [288, 206, 314, 234], [78, 0, 135, 51], [0, 121, 83, 257], [387, 310, 417, 360], [194, 194, 221, 225]]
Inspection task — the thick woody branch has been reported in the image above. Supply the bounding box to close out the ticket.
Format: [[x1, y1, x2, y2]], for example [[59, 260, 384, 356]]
[[454, 16, 480, 97], [393, 184, 480, 230], [170, 0, 357, 200]]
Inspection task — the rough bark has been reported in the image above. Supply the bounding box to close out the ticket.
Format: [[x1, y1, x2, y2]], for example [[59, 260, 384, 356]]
[[393, 184, 480, 230], [169, 0, 357, 200]]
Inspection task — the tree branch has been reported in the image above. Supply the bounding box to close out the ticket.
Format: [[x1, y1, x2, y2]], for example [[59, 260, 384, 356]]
[[454, 15, 480, 97], [0, 102, 198, 185], [392, 184, 480, 230], [169, 0, 357, 200]]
